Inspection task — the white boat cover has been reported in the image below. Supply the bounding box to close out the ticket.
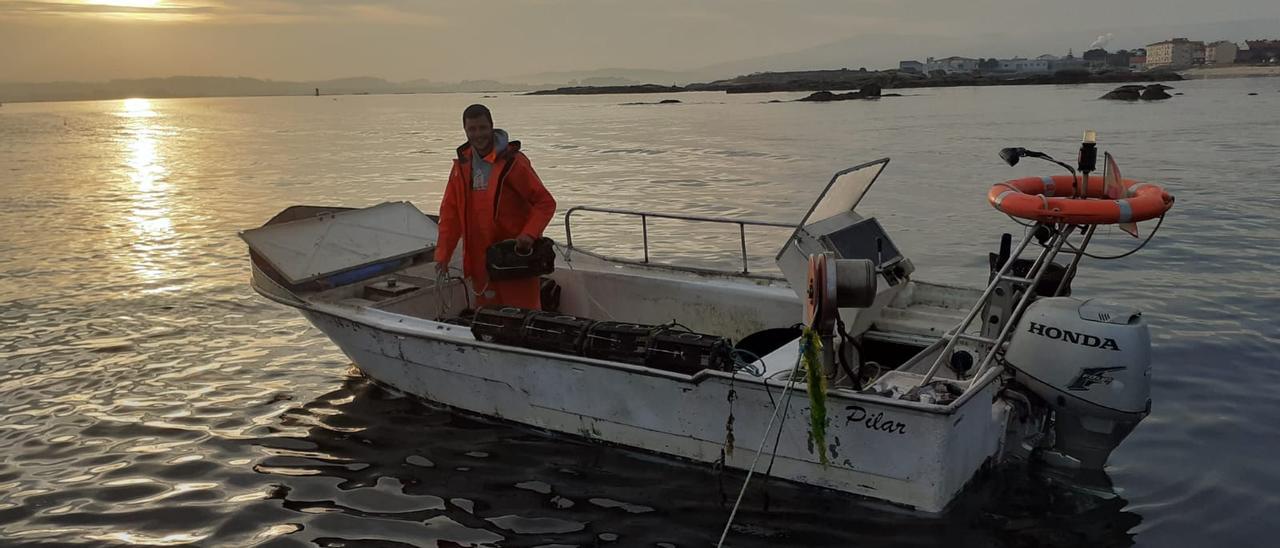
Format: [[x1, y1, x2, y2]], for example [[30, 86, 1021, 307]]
[[239, 201, 438, 284]]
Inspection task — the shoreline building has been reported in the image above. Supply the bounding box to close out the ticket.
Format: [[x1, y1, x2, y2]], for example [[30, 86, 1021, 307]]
[[925, 56, 979, 74], [1204, 41, 1239, 65], [898, 60, 924, 73], [1146, 38, 1205, 69]]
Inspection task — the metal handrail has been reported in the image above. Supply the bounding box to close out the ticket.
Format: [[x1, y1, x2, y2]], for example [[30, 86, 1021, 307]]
[[563, 206, 796, 275]]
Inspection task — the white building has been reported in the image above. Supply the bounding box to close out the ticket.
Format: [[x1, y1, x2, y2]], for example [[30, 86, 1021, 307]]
[[898, 60, 924, 73], [1204, 41, 1238, 65], [1146, 38, 1205, 68], [925, 56, 979, 73], [996, 57, 1052, 73]]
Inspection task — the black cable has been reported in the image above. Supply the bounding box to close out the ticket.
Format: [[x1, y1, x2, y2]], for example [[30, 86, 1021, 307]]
[[1062, 213, 1166, 260], [834, 317, 862, 387]]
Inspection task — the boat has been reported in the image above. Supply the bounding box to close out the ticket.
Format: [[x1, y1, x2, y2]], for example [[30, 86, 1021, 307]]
[[241, 150, 1171, 514]]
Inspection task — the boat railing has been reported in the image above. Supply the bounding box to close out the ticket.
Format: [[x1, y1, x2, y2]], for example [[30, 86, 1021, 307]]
[[563, 205, 796, 278]]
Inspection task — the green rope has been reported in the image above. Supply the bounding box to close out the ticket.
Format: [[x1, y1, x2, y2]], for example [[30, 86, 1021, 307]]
[[800, 327, 829, 466]]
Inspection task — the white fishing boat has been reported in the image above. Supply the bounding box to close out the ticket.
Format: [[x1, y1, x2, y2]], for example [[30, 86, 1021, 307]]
[[242, 153, 1170, 514]]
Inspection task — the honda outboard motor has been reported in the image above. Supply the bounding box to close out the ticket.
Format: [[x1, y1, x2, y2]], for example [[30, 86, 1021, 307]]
[[1004, 297, 1151, 469]]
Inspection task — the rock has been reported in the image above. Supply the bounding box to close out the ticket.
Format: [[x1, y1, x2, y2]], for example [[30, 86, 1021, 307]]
[[1140, 86, 1172, 100], [800, 91, 837, 102], [798, 85, 884, 102], [620, 99, 683, 105], [1100, 88, 1141, 101], [1102, 83, 1174, 101]]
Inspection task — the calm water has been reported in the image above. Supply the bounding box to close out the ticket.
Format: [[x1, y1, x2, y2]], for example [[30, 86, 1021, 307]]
[[2, 79, 1279, 547]]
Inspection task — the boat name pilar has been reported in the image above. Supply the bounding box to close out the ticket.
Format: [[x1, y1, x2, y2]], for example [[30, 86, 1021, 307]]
[[845, 405, 907, 435]]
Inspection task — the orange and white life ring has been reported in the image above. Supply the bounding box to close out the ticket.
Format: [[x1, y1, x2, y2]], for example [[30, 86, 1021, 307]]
[[988, 174, 1174, 225]]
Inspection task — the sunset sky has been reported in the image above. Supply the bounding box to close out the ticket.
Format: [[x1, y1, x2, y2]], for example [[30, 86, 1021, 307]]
[[2, 0, 1278, 83]]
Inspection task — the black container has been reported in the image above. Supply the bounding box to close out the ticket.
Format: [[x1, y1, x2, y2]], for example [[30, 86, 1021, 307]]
[[523, 312, 594, 354], [471, 306, 534, 345], [989, 256, 1071, 297], [583, 321, 653, 365], [645, 328, 733, 375]]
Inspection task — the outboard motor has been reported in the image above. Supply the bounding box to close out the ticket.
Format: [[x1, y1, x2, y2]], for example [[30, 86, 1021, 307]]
[[1004, 297, 1151, 469]]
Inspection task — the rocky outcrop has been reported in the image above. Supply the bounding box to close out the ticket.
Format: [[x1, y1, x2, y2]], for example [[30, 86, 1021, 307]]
[[1140, 86, 1172, 100], [1101, 84, 1175, 101], [798, 84, 884, 102], [620, 99, 683, 105]]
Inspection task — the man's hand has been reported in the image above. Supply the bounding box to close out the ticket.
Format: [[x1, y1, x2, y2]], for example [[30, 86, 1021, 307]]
[[434, 261, 450, 277], [515, 234, 535, 254]]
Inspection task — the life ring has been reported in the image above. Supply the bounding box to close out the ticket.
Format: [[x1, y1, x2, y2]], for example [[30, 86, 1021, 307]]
[[988, 175, 1174, 224]]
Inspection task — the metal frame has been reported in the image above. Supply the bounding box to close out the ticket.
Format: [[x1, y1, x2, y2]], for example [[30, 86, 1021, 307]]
[[563, 206, 795, 277], [916, 222, 1092, 388]]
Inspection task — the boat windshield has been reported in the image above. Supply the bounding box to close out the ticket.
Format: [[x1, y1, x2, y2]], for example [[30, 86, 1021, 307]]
[[775, 158, 889, 260]]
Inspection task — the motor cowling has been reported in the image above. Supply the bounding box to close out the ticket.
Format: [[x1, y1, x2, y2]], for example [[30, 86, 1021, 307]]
[[1004, 297, 1151, 469]]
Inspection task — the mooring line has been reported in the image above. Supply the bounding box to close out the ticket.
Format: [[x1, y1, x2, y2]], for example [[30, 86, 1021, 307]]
[[716, 357, 801, 548]]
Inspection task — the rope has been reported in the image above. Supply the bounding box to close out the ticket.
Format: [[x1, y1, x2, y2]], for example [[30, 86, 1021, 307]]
[[553, 242, 616, 319], [716, 355, 802, 548]]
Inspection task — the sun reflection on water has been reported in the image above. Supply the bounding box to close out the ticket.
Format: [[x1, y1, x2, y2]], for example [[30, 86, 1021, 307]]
[[114, 98, 181, 287]]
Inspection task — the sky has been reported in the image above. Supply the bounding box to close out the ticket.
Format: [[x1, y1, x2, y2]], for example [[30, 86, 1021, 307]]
[[1, 0, 1278, 83]]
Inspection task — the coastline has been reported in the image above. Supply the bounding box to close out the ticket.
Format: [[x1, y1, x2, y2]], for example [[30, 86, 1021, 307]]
[[526, 69, 1185, 96], [1178, 65, 1280, 79]]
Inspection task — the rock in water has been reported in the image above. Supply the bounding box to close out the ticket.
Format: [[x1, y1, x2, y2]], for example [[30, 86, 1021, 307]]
[[1101, 88, 1141, 101], [1140, 86, 1172, 100], [800, 91, 838, 102]]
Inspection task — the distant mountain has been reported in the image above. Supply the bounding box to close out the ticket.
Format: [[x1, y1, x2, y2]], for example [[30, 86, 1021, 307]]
[[510, 67, 696, 86], [0, 76, 549, 103]]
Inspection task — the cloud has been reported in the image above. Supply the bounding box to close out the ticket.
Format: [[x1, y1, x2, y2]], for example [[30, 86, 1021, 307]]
[[0, 1, 216, 19], [0, 0, 444, 25]]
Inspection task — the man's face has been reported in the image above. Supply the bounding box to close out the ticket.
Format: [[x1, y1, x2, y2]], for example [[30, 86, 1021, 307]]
[[464, 116, 494, 155]]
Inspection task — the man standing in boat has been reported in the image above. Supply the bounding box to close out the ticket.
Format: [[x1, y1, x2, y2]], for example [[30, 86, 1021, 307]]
[[434, 104, 557, 309]]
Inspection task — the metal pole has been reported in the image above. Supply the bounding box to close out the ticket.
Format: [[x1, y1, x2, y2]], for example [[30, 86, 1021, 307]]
[[965, 224, 1075, 387], [1055, 224, 1096, 296], [641, 214, 650, 264], [564, 209, 575, 248], [917, 229, 1037, 386], [740, 223, 749, 274]]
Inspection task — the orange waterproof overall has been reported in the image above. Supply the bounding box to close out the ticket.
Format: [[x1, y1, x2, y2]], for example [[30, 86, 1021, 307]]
[[434, 139, 556, 309]]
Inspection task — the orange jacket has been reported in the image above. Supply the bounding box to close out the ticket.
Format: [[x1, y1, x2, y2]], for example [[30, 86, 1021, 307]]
[[434, 136, 557, 283]]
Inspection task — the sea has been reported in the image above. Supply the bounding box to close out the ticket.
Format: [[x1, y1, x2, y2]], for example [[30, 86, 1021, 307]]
[[2, 77, 1279, 547]]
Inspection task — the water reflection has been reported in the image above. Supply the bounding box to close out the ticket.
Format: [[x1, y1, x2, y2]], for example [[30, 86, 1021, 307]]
[[242, 376, 1142, 547], [114, 98, 180, 287]]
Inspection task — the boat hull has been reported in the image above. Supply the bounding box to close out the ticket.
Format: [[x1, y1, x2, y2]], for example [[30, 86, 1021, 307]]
[[299, 307, 1008, 513]]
